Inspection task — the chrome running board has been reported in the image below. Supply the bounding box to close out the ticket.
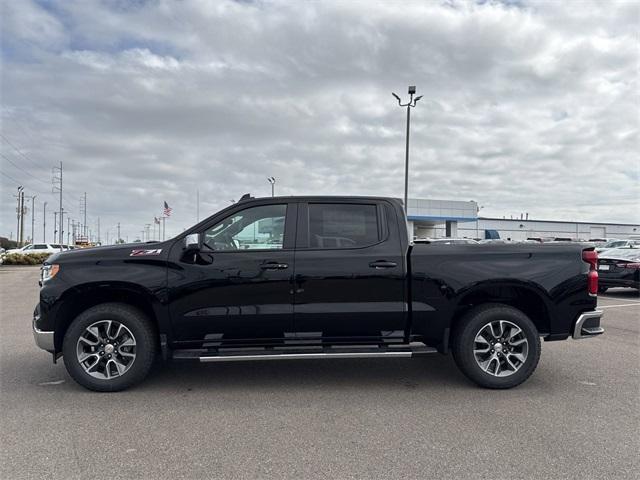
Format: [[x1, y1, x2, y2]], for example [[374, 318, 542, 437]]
[[172, 343, 438, 362], [198, 351, 415, 362]]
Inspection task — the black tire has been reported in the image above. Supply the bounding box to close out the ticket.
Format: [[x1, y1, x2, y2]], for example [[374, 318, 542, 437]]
[[451, 303, 541, 389], [62, 303, 157, 392]]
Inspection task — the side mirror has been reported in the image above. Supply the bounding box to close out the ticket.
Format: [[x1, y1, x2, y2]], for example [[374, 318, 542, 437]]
[[184, 233, 200, 251]]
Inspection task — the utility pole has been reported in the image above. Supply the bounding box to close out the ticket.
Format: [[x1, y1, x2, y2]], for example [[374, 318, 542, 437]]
[[53, 211, 58, 243], [97, 217, 100, 244], [268, 177, 276, 197], [392, 86, 422, 213], [28, 195, 37, 245], [67, 217, 71, 246], [52, 162, 63, 244], [19, 189, 25, 246], [82, 192, 87, 239], [117, 222, 121, 244], [43, 202, 47, 242], [15, 186, 23, 246], [60, 207, 64, 245]]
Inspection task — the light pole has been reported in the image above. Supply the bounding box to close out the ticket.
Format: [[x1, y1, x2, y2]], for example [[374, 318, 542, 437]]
[[43, 202, 47, 242], [474, 203, 484, 239], [392, 86, 422, 213], [29, 195, 37, 244], [267, 177, 276, 197]]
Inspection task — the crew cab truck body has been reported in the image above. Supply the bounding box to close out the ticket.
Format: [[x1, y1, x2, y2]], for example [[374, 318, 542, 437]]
[[33, 196, 604, 391]]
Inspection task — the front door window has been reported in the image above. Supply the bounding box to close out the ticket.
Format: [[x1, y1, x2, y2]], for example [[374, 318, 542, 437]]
[[204, 204, 286, 251]]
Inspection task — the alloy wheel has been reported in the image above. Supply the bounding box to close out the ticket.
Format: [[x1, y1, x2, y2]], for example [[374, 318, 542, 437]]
[[76, 320, 137, 380], [473, 320, 529, 377]]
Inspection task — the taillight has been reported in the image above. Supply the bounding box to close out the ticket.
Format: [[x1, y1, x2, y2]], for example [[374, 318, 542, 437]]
[[618, 262, 640, 269], [582, 249, 598, 296], [582, 249, 598, 268], [587, 270, 598, 296]]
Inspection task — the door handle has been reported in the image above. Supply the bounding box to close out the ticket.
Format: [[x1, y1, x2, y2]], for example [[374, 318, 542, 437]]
[[369, 260, 397, 269], [260, 262, 289, 270]]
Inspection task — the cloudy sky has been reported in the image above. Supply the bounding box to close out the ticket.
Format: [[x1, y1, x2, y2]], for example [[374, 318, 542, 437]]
[[1, 0, 638, 242]]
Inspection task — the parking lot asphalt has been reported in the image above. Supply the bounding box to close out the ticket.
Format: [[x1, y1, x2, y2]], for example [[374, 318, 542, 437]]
[[1, 266, 638, 480]]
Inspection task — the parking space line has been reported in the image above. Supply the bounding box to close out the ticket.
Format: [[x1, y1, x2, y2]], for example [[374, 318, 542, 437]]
[[598, 297, 640, 304], [599, 304, 640, 309]]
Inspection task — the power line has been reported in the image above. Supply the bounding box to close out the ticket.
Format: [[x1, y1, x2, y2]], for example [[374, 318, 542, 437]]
[[0, 170, 50, 195], [0, 133, 49, 171], [0, 152, 50, 186], [0, 170, 24, 184]]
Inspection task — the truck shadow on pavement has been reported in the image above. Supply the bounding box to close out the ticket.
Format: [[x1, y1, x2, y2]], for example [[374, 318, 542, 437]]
[[600, 288, 640, 299], [139, 354, 478, 393]]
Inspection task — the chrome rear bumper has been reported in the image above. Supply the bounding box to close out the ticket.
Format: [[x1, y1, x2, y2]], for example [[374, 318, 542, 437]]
[[572, 310, 604, 340]]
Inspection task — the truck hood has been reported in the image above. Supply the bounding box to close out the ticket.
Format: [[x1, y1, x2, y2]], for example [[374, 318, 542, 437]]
[[46, 241, 170, 264]]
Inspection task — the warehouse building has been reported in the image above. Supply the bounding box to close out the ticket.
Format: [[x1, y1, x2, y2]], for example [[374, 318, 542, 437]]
[[406, 198, 640, 241]]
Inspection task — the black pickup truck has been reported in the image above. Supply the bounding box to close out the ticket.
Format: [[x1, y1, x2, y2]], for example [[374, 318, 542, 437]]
[[34, 195, 604, 391]]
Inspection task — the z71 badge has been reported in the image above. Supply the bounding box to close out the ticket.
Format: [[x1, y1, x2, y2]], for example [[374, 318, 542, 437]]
[[129, 249, 162, 257]]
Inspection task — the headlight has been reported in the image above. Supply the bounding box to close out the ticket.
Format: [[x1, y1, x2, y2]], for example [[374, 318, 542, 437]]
[[41, 264, 60, 283]]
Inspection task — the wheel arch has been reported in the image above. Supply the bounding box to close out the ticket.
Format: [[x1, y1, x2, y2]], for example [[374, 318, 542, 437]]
[[450, 280, 553, 340], [53, 282, 165, 351]]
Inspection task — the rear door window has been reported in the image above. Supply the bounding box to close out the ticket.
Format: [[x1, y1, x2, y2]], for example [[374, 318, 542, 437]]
[[308, 203, 379, 249]]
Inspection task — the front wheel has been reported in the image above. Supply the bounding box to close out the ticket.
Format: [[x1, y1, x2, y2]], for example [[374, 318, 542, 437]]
[[62, 303, 157, 391], [451, 304, 541, 389]]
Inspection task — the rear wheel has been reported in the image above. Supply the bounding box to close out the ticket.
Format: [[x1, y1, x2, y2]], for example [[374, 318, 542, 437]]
[[62, 303, 156, 391], [452, 304, 541, 389]]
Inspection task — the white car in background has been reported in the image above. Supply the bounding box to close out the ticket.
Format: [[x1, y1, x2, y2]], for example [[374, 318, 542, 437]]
[[596, 239, 640, 253], [5, 243, 64, 255]]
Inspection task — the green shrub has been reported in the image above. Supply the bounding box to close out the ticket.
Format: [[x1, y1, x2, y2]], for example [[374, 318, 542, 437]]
[[1, 252, 51, 265]]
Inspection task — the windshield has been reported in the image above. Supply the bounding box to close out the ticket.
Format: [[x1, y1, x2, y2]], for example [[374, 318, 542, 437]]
[[604, 241, 626, 248]]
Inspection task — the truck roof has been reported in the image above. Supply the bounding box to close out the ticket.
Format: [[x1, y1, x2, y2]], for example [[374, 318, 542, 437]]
[[238, 194, 402, 204]]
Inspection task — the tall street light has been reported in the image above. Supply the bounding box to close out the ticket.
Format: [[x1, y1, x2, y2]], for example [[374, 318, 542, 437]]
[[267, 177, 276, 197], [392, 86, 422, 213]]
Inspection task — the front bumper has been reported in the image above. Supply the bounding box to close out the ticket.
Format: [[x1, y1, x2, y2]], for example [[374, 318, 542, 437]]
[[33, 306, 54, 352], [572, 310, 604, 340]]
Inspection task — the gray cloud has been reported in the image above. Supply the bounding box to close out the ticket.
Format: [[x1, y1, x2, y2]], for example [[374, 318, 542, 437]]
[[1, 0, 638, 242]]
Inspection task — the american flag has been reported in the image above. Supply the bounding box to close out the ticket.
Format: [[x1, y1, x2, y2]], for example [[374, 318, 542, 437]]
[[163, 201, 172, 217]]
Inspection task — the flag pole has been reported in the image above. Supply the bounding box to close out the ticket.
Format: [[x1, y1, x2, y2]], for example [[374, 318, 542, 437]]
[[162, 216, 165, 241]]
